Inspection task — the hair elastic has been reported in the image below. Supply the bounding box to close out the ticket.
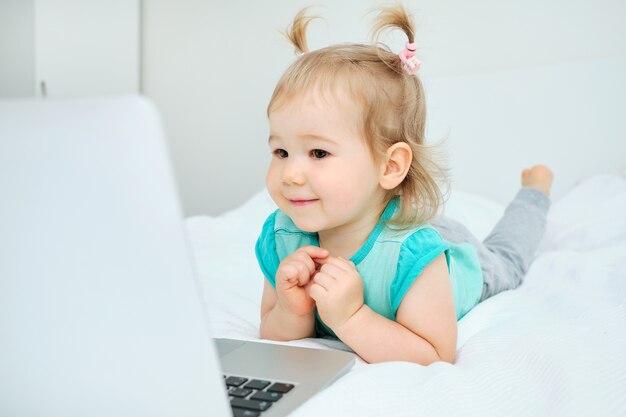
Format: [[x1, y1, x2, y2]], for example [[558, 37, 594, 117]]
[[399, 42, 421, 75]]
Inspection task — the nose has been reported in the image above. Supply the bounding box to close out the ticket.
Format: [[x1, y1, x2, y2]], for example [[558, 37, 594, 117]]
[[282, 158, 306, 186]]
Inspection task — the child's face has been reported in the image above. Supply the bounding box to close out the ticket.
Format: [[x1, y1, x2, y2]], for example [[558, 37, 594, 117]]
[[267, 91, 386, 234]]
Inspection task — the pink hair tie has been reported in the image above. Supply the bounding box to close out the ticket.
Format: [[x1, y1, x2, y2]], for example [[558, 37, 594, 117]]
[[399, 42, 421, 75]]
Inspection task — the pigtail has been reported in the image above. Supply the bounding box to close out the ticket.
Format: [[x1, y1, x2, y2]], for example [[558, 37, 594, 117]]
[[283, 7, 320, 55], [368, 5, 448, 226], [370, 5, 415, 44]]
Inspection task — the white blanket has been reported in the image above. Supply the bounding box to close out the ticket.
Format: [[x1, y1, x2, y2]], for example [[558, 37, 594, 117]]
[[185, 175, 626, 416]]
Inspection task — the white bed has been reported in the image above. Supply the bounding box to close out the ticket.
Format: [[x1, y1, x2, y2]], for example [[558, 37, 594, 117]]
[[185, 175, 626, 416]]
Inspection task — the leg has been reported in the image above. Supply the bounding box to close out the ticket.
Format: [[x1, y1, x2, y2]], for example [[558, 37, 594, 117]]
[[479, 165, 553, 300], [478, 186, 550, 300], [433, 165, 553, 302]]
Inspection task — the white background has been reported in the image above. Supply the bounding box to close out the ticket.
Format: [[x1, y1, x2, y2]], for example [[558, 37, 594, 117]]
[[0, 0, 35, 96], [0, 0, 139, 98], [34, 0, 139, 97]]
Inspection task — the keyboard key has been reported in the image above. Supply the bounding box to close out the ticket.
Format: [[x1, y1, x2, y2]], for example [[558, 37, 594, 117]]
[[225, 376, 248, 387], [229, 387, 253, 398], [231, 398, 272, 412], [232, 408, 260, 417], [243, 379, 271, 390], [250, 390, 283, 402], [267, 382, 295, 393]]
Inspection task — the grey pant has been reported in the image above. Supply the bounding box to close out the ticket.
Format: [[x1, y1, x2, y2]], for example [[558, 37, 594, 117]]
[[431, 187, 551, 301]]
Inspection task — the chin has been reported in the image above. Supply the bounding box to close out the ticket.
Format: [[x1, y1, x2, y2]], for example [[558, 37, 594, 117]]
[[290, 217, 321, 233]]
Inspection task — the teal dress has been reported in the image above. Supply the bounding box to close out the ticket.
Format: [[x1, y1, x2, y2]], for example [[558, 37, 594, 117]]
[[255, 199, 484, 338]]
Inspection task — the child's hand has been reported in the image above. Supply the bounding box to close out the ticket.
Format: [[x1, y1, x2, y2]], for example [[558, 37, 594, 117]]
[[275, 245, 329, 317], [309, 256, 364, 331]]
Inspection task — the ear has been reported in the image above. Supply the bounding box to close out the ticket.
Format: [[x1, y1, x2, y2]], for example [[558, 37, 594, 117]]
[[379, 142, 412, 190]]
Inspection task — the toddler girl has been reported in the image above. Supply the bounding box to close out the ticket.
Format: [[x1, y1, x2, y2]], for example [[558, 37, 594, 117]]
[[255, 6, 553, 365]]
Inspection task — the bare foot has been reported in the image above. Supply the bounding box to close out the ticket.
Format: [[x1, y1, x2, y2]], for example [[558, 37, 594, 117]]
[[521, 164, 553, 196]]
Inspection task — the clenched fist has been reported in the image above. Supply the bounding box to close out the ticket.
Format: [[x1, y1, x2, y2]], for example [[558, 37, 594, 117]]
[[309, 256, 364, 330], [275, 245, 329, 317]]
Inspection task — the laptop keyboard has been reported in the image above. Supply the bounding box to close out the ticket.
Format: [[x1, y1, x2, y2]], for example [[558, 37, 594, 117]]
[[224, 375, 295, 416]]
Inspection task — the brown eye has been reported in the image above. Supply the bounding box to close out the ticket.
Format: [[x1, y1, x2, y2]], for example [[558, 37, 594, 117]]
[[274, 149, 288, 158], [311, 149, 328, 159]]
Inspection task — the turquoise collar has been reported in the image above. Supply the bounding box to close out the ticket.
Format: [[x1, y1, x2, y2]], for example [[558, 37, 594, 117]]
[[348, 198, 398, 265]]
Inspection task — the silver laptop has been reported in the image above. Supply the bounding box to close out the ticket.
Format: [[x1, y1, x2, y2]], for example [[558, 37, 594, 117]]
[[0, 96, 355, 417]]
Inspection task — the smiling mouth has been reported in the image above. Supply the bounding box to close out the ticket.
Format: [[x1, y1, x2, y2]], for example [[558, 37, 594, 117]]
[[289, 199, 319, 207]]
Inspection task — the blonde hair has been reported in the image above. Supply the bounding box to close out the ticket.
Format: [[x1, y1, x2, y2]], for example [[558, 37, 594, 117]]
[[268, 5, 448, 227]]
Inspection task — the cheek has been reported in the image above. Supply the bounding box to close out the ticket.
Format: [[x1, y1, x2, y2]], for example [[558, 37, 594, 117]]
[[343, 156, 379, 184], [324, 162, 377, 202], [266, 165, 280, 194]]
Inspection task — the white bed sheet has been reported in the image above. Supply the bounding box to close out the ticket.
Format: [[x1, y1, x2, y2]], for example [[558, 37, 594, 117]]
[[185, 175, 626, 416]]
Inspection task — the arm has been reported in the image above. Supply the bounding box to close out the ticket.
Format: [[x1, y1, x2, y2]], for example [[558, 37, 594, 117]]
[[259, 280, 315, 341], [312, 254, 457, 365]]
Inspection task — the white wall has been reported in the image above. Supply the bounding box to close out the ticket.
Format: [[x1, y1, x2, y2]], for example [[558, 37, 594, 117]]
[[425, 55, 626, 204], [34, 0, 140, 97], [0, 0, 139, 98], [0, 0, 35, 97], [144, 0, 626, 215]]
